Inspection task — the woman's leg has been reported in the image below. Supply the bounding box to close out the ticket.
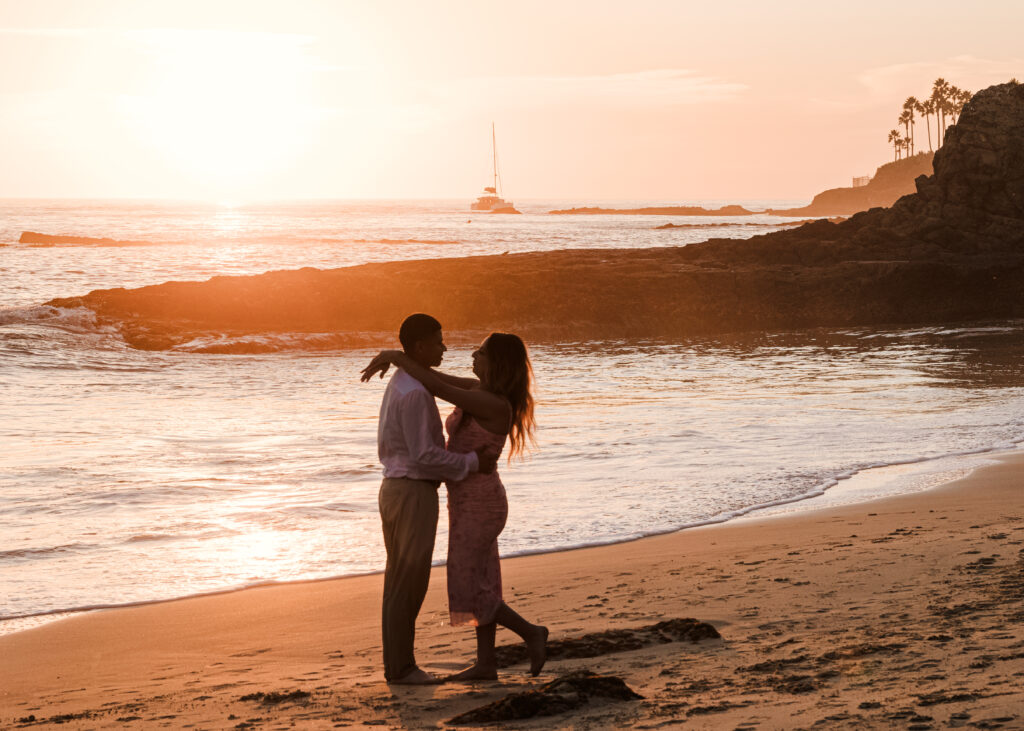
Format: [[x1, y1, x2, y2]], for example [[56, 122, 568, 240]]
[[494, 603, 548, 676], [447, 623, 498, 681], [448, 603, 548, 680], [474, 622, 498, 669]]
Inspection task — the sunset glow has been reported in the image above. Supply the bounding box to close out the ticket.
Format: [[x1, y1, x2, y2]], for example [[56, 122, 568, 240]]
[[1, 1, 1022, 200], [5, 0, 1024, 723], [122, 31, 319, 187]]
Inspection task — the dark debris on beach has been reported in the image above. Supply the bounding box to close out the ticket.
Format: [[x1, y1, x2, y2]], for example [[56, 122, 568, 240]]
[[493, 617, 720, 668], [445, 670, 642, 725]]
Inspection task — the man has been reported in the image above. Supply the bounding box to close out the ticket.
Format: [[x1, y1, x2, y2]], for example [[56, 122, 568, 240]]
[[370, 313, 496, 685]]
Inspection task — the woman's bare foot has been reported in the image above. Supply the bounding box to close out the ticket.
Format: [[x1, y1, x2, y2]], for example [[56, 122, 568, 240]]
[[446, 663, 498, 682], [389, 667, 443, 685], [528, 625, 549, 676]]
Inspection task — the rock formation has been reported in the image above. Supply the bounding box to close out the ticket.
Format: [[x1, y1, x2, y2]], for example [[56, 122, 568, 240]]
[[548, 204, 755, 216], [769, 153, 934, 217], [18, 232, 151, 247], [655, 218, 844, 230], [46, 82, 1024, 351], [683, 81, 1024, 267]]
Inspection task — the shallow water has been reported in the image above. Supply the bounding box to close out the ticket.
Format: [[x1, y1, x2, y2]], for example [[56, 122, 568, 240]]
[[2, 200, 1023, 632], [0, 198, 806, 308]]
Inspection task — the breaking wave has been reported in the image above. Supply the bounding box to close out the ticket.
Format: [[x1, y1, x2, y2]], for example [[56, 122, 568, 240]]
[[0, 304, 110, 333], [172, 331, 395, 354], [0, 543, 99, 562], [10, 231, 461, 248]]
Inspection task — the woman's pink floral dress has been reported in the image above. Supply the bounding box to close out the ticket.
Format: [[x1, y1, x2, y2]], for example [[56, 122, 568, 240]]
[[444, 406, 508, 627]]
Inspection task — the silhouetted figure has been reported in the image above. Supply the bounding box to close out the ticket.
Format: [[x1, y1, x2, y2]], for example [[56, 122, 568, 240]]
[[363, 332, 548, 681], [369, 314, 496, 685]]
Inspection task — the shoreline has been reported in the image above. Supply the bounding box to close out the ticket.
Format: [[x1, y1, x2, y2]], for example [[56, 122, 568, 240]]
[[3, 451, 1023, 727], [3, 443, 1018, 638]]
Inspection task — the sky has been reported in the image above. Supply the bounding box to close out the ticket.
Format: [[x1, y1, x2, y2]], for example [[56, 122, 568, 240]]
[[1, 0, 1022, 202]]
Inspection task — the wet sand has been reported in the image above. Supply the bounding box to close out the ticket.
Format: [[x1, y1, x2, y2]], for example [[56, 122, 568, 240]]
[[2, 453, 1022, 729]]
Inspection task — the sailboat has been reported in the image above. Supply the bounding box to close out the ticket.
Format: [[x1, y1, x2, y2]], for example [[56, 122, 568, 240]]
[[471, 124, 520, 213]]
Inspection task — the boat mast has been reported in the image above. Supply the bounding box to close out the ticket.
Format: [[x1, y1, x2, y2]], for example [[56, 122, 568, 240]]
[[491, 122, 499, 196]]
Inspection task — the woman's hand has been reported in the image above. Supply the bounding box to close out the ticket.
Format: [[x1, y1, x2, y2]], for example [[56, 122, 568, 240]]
[[474, 446, 499, 474], [360, 350, 403, 382]]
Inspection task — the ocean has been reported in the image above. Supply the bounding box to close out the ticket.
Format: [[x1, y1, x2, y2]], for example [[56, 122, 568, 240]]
[[2, 199, 1023, 635]]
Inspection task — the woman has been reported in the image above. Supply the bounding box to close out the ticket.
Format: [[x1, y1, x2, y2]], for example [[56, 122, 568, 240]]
[[362, 333, 548, 681]]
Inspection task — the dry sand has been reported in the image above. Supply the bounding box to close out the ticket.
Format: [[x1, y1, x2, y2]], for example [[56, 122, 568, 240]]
[[2, 453, 1023, 729]]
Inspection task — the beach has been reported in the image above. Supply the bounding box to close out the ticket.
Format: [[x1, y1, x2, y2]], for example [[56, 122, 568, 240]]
[[3, 451, 1021, 729], [5, 6, 1024, 730], [2, 82, 1022, 729], [11, 197, 1024, 629]]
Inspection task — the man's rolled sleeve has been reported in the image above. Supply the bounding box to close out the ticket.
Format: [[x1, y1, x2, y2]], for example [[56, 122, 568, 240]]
[[400, 390, 477, 482]]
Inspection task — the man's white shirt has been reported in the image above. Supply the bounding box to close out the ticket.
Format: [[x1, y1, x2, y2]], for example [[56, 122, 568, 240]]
[[378, 369, 478, 482]]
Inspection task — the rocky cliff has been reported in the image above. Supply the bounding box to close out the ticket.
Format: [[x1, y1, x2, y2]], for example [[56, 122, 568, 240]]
[[768, 153, 934, 217], [683, 81, 1024, 267], [47, 82, 1024, 350]]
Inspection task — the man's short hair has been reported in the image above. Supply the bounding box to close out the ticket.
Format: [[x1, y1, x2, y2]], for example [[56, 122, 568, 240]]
[[399, 313, 442, 353]]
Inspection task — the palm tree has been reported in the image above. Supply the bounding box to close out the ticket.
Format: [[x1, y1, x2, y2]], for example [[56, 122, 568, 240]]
[[898, 109, 913, 156], [952, 88, 971, 122], [947, 87, 958, 124], [917, 98, 934, 152], [888, 129, 903, 161], [903, 96, 918, 156], [884, 80, 967, 161], [940, 86, 965, 136], [931, 78, 950, 146]]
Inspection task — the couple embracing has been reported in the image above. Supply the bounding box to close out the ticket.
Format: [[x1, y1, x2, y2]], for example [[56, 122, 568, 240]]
[[361, 313, 548, 685]]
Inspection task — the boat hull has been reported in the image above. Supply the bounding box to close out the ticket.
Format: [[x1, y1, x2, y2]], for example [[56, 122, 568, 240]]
[[471, 195, 512, 211]]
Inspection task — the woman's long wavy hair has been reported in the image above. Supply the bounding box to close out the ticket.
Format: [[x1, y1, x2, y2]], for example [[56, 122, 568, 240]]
[[481, 332, 536, 460]]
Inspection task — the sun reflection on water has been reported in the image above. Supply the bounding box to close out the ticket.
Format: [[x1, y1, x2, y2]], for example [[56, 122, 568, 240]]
[[219, 529, 293, 572]]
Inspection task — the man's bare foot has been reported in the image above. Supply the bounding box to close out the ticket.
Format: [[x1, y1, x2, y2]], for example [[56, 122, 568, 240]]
[[528, 625, 549, 676], [445, 663, 498, 682], [389, 667, 443, 685]]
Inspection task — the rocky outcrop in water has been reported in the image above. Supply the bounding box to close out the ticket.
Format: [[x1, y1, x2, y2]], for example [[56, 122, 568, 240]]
[[548, 204, 755, 216], [656, 218, 845, 230], [46, 82, 1024, 350], [769, 153, 934, 217], [18, 232, 151, 247]]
